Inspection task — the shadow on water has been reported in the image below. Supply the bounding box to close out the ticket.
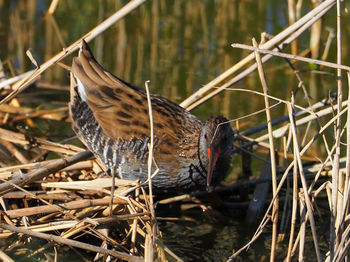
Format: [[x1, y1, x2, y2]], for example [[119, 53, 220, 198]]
[[156, 201, 276, 261]]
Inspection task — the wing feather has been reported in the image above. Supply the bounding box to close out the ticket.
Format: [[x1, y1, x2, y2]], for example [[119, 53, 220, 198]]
[[71, 40, 202, 160]]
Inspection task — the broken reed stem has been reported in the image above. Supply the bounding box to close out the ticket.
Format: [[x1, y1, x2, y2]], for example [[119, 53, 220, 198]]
[[253, 38, 278, 262], [288, 103, 321, 261], [0, 224, 142, 262]]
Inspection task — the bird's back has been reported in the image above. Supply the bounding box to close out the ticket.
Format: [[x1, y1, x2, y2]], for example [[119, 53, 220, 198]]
[[69, 41, 207, 190]]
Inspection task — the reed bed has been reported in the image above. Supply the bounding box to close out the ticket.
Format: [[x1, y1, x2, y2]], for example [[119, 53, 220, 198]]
[[0, 0, 349, 261]]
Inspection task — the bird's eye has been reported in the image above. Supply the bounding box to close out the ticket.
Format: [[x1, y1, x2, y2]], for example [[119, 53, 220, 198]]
[[204, 134, 208, 140]]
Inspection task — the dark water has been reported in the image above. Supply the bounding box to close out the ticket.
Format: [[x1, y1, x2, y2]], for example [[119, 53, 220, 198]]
[[1, 0, 349, 261]]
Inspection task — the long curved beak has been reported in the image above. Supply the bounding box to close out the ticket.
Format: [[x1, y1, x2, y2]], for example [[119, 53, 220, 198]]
[[207, 147, 221, 187]]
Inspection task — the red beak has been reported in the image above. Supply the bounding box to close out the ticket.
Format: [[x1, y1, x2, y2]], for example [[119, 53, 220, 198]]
[[207, 148, 221, 187]]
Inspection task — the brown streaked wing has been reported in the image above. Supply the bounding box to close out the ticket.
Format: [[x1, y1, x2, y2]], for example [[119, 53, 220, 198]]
[[71, 41, 203, 162]]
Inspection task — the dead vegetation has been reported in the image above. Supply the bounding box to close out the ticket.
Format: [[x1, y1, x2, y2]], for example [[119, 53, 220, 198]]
[[0, 0, 349, 261]]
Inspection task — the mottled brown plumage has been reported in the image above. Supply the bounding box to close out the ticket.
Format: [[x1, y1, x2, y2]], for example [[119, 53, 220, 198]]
[[69, 40, 234, 191]]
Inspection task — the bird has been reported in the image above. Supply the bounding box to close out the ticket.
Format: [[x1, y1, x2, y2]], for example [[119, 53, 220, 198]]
[[69, 40, 235, 191]]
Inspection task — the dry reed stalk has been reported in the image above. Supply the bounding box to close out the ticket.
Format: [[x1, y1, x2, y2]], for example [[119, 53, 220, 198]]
[[288, 0, 298, 55], [333, 224, 350, 262], [321, 27, 335, 65], [334, 72, 350, 260], [0, 150, 93, 195], [0, 160, 93, 175], [42, 178, 138, 191], [307, 154, 336, 191], [297, 107, 347, 157], [231, 44, 350, 72], [0, 250, 14, 262], [130, 188, 140, 254], [4, 196, 128, 218], [229, 159, 295, 259], [154, 239, 184, 262], [2, 191, 73, 201], [144, 233, 153, 262], [189, 2, 333, 111], [242, 94, 333, 137], [1, 221, 80, 235], [47, 16, 66, 49], [0, 139, 28, 164], [10, 107, 68, 122], [215, 86, 344, 134], [46, 0, 59, 17], [144, 80, 157, 260], [0, 179, 74, 217], [0, 0, 147, 106], [2, 2, 348, 261], [228, 210, 272, 261], [255, 100, 349, 142], [310, 0, 322, 59], [181, 0, 336, 110], [286, 137, 299, 261], [60, 222, 93, 240], [298, 192, 306, 261], [0, 127, 84, 155], [1, 194, 149, 259], [284, 179, 316, 257], [0, 70, 35, 90], [229, 96, 345, 259], [330, 1, 343, 259], [145, 80, 155, 217], [256, 148, 316, 162], [288, 102, 321, 261], [0, 103, 33, 114], [0, 223, 143, 262], [253, 38, 279, 262]]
